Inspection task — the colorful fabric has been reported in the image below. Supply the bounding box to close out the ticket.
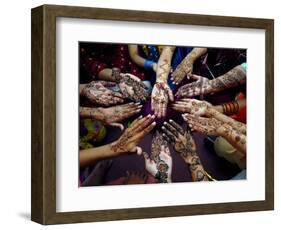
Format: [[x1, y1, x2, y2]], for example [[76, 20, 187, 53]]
[[79, 119, 107, 149], [80, 44, 146, 81]]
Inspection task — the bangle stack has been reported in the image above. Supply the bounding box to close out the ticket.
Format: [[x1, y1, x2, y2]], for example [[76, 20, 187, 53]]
[[222, 101, 239, 115]]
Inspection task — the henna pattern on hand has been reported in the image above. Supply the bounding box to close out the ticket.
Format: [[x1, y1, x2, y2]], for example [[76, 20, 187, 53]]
[[151, 82, 173, 118], [161, 119, 196, 160], [171, 55, 194, 84], [142, 145, 172, 183], [172, 99, 213, 116], [118, 73, 149, 102], [175, 65, 246, 98], [161, 119, 208, 182], [110, 115, 156, 154], [81, 81, 124, 106], [175, 74, 210, 98], [183, 114, 225, 136], [151, 131, 167, 162]]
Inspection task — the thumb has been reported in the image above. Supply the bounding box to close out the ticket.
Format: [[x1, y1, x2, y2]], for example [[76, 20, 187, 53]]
[[166, 86, 174, 102]]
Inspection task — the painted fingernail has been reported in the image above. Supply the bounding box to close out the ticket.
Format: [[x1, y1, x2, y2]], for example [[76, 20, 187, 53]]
[[151, 115, 155, 119], [135, 102, 141, 105], [136, 109, 141, 112], [164, 121, 167, 125], [138, 115, 143, 119], [152, 122, 156, 125], [147, 114, 151, 117]]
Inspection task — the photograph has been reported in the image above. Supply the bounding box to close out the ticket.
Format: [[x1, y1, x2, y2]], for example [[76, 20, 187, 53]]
[[78, 43, 247, 186]]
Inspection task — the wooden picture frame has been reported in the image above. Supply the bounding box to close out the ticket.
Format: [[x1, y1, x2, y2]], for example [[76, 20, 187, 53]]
[[31, 4, 274, 225]]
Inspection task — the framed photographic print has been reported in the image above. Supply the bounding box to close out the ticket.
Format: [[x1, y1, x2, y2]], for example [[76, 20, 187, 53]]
[[31, 4, 274, 225]]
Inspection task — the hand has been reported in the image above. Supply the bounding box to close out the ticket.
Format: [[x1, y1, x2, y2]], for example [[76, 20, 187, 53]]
[[118, 73, 149, 102], [161, 119, 209, 182], [151, 82, 174, 118], [175, 74, 211, 98], [171, 56, 194, 85], [142, 146, 172, 183], [161, 119, 197, 161], [98, 102, 143, 130], [182, 114, 225, 136], [172, 99, 213, 116], [151, 131, 167, 162], [110, 115, 156, 155], [81, 81, 124, 106]]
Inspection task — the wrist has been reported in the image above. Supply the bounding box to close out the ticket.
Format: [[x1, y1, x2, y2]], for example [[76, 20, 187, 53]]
[[206, 107, 218, 117], [213, 105, 224, 114], [186, 53, 196, 63], [156, 79, 167, 84], [108, 141, 123, 157]]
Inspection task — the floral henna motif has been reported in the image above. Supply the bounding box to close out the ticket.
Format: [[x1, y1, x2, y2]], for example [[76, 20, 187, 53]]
[[110, 115, 156, 154], [151, 82, 173, 118], [209, 66, 246, 92], [151, 131, 167, 162], [171, 55, 194, 84], [143, 145, 172, 183], [81, 81, 124, 106], [161, 119, 196, 160], [183, 114, 224, 136], [161, 119, 209, 182], [172, 99, 213, 116], [155, 159, 169, 183], [117, 73, 149, 102], [175, 74, 210, 98]]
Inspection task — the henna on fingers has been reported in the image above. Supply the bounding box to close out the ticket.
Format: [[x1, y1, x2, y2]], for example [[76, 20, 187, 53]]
[[171, 48, 207, 85], [161, 119, 208, 181], [110, 115, 156, 155], [81, 80, 124, 106], [142, 145, 172, 183], [151, 82, 174, 118], [175, 74, 211, 98], [113, 68, 148, 102], [172, 99, 213, 116]]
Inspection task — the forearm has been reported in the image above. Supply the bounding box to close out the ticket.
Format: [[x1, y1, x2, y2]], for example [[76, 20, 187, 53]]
[[156, 46, 175, 82], [177, 148, 208, 182], [184, 156, 209, 182], [214, 98, 246, 116], [187, 48, 207, 62], [80, 143, 119, 168], [79, 107, 103, 120], [207, 65, 246, 94], [208, 108, 246, 135], [128, 45, 146, 67], [219, 126, 247, 156]]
